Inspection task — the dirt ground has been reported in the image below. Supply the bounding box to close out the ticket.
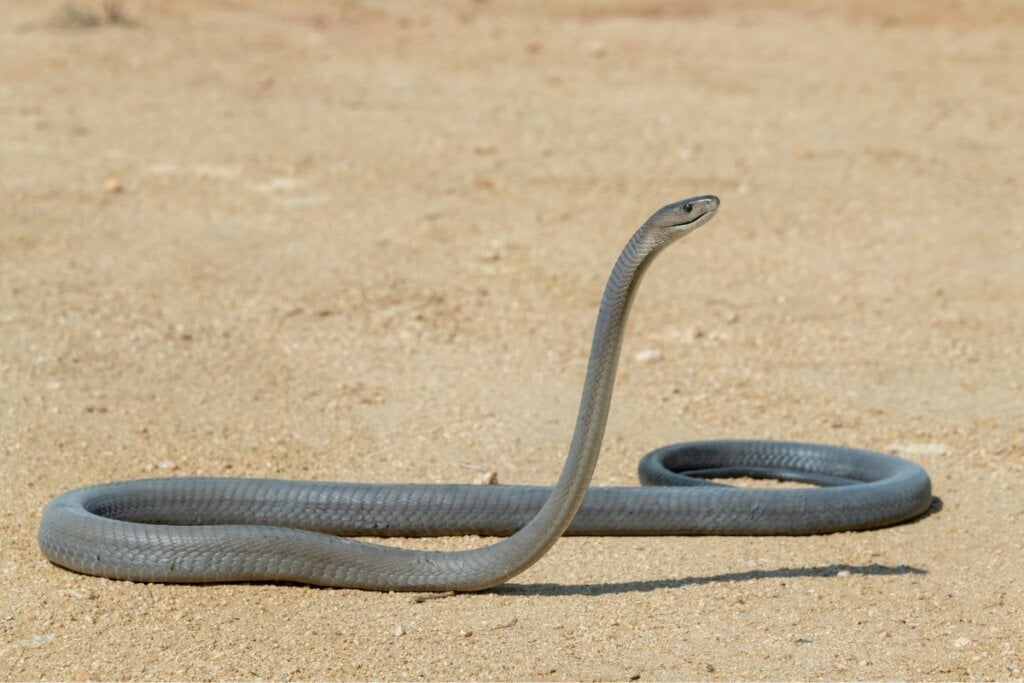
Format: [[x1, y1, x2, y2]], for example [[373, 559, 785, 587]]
[[2, 0, 1022, 680]]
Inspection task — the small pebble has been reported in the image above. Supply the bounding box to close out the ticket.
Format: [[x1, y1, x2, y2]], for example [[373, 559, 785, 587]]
[[682, 326, 704, 343], [103, 177, 123, 193], [393, 624, 404, 637], [458, 629, 473, 637], [479, 239, 504, 262], [954, 637, 971, 649], [837, 570, 850, 577], [473, 471, 498, 485], [634, 348, 663, 364], [17, 634, 54, 648], [888, 442, 951, 457]]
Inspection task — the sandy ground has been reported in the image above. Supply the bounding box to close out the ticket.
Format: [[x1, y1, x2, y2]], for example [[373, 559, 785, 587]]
[[2, 0, 1023, 680]]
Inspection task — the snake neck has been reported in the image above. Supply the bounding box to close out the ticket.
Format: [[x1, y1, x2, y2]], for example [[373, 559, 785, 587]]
[[459, 226, 680, 589]]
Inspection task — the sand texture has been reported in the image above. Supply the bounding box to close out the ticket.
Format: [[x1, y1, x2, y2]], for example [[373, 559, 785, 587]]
[[2, 0, 1022, 680]]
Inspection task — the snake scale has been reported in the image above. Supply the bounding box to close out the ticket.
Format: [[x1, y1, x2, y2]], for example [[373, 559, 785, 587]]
[[37, 196, 933, 591]]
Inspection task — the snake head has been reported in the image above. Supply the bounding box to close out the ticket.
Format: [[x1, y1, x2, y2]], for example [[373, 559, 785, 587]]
[[644, 195, 719, 238]]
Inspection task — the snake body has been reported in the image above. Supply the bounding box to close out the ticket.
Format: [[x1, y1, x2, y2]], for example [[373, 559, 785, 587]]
[[37, 196, 932, 591]]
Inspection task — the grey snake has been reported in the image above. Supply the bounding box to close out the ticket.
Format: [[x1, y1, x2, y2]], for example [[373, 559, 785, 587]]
[[37, 196, 933, 591]]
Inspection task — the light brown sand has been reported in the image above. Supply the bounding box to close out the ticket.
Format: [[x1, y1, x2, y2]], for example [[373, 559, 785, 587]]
[[2, 1, 1022, 680]]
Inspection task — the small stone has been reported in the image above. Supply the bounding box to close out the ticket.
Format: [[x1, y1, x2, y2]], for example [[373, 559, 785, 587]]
[[954, 637, 971, 649], [634, 348, 663, 364], [103, 177, 123, 193], [836, 570, 850, 577], [888, 442, 951, 457], [458, 629, 473, 637], [683, 327, 704, 343], [393, 624, 405, 637], [479, 239, 504, 262], [17, 634, 54, 648], [473, 471, 498, 485]]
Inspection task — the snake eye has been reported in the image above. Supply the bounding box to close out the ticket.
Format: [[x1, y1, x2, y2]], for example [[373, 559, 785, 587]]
[[682, 203, 693, 213]]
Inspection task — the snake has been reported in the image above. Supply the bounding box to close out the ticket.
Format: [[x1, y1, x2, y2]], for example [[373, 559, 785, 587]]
[[37, 195, 933, 592]]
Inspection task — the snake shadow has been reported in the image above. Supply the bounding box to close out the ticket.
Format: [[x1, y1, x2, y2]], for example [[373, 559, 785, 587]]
[[493, 498, 941, 597], [492, 562, 928, 597]]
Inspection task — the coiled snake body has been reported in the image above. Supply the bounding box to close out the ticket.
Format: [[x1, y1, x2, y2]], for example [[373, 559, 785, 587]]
[[38, 196, 932, 591]]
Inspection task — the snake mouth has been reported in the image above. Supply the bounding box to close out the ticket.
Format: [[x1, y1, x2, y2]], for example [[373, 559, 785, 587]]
[[674, 195, 719, 225]]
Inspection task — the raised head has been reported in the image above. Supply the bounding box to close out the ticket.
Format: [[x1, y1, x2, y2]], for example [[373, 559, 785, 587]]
[[643, 195, 719, 240]]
